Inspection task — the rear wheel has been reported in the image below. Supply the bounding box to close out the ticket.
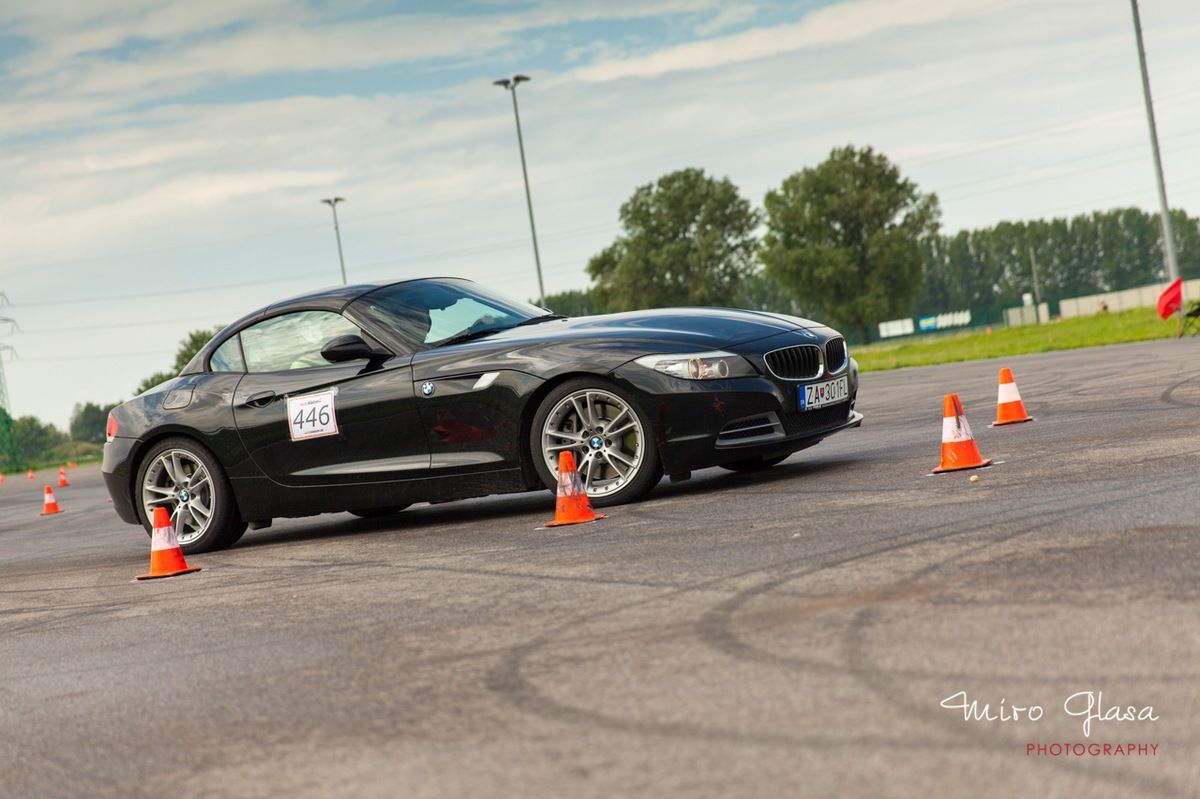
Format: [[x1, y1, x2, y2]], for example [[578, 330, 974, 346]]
[[719, 454, 789, 473], [136, 437, 246, 554], [530, 378, 661, 507]]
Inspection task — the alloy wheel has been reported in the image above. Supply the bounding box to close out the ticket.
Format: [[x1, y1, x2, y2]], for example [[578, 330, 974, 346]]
[[540, 388, 644, 497], [141, 449, 215, 546]]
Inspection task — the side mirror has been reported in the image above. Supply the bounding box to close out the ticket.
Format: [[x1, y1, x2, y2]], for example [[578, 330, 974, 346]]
[[321, 334, 387, 364]]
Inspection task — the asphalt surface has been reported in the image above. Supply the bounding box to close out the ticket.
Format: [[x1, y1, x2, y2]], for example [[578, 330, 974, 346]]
[[2, 338, 1199, 798]]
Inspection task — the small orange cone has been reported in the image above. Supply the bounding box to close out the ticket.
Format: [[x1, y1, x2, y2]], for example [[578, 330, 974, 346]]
[[0, 472, 5, 484], [41, 486, 63, 516], [992, 367, 1033, 426], [932, 393, 992, 474], [57, 466, 70, 487], [27, 468, 35, 480], [136, 507, 202, 580], [68, 461, 78, 469], [544, 451, 605, 527]]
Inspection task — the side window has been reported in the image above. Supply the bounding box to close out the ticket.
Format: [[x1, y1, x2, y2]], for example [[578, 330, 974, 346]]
[[209, 336, 245, 372], [240, 311, 364, 373]]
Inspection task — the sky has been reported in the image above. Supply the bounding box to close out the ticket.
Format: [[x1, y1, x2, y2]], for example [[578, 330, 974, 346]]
[[1, 0, 1198, 428]]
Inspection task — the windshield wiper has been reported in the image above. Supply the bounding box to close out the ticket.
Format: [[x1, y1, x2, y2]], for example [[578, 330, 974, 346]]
[[513, 314, 566, 326], [437, 327, 507, 347]]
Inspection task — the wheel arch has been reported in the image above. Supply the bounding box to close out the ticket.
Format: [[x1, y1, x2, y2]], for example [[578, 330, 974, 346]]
[[517, 370, 619, 487], [126, 427, 246, 526]]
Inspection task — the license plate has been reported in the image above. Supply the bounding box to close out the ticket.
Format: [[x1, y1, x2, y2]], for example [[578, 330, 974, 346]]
[[798, 376, 848, 410]]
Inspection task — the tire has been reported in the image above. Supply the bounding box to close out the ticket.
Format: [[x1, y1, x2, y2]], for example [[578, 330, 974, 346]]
[[135, 436, 247, 554], [529, 377, 661, 507], [349, 505, 411, 519], [719, 454, 789, 473]]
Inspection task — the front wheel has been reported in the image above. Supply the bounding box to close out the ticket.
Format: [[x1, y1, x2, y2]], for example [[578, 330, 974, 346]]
[[135, 437, 246, 554], [530, 378, 661, 507]]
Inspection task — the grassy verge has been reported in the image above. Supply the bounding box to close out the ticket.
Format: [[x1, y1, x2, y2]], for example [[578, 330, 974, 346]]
[[854, 308, 1176, 372]]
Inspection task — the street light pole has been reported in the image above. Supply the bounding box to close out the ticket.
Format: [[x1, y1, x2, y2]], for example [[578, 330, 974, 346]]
[[320, 197, 348, 285], [1129, 0, 1180, 283], [493, 74, 546, 306]]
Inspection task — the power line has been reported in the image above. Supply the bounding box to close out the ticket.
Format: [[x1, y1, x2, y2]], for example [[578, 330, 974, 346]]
[[5, 220, 618, 310]]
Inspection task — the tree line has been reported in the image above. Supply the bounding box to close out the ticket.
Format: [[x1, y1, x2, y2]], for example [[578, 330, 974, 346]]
[[0, 403, 115, 471], [0, 326, 222, 470], [543, 146, 1200, 343]]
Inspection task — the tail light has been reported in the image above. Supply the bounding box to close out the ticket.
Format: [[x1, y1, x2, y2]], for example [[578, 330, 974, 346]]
[[106, 412, 119, 442]]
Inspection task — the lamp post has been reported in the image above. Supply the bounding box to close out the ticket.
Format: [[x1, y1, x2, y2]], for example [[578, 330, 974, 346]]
[[493, 74, 546, 306], [1129, 0, 1179, 283], [320, 197, 348, 285]]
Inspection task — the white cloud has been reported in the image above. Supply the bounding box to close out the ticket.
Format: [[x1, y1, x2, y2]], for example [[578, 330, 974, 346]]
[[567, 0, 1035, 83], [694, 3, 757, 37]]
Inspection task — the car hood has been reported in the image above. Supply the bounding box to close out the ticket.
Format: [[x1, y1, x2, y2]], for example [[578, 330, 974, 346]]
[[480, 307, 821, 349]]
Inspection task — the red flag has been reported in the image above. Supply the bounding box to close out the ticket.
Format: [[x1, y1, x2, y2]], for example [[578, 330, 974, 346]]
[[1157, 278, 1183, 320]]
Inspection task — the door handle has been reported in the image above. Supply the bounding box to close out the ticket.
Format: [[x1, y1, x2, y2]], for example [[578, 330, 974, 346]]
[[240, 390, 278, 408]]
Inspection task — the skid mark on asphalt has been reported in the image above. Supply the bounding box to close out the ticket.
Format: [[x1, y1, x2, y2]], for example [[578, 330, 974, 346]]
[[483, 472, 1195, 793], [481, 483, 1072, 749], [837, 522, 1193, 796]]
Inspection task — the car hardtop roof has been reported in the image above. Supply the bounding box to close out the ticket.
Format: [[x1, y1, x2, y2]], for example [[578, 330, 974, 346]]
[[181, 276, 470, 375], [232, 275, 472, 325]]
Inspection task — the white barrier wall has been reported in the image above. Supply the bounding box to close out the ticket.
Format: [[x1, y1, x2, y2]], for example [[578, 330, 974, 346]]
[[1058, 279, 1200, 319], [1004, 304, 1049, 326]]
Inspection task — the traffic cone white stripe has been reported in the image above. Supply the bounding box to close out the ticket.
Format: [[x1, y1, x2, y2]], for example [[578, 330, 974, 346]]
[[942, 416, 975, 443], [150, 524, 181, 551], [997, 382, 1022, 404]]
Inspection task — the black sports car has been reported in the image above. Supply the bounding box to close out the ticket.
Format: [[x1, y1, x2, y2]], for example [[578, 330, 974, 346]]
[[103, 278, 862, 552]]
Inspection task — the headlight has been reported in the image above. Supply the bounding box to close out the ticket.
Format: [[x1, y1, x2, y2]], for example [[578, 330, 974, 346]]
[[633, 351, 754, 380]]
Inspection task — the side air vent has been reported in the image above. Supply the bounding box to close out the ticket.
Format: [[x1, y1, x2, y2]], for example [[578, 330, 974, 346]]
[[716, 412, 785, 446]]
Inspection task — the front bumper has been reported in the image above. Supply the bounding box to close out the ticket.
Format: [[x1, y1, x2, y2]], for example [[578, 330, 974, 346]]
[[610, 360, 862, 475]]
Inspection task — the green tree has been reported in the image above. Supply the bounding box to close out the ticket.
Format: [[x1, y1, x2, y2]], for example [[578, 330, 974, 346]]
[[13, 416, 67, 464], [731, 270, 807, 315], [69, 401, 119, 444], [134, 325, 223, 395], [587, 168, 761, 311], [0, 408, 23, 471], [540, 288, 606, 317], [134, 370, 177, 396], [761, 146, 940, 342], [916, 207, 1200, 319]]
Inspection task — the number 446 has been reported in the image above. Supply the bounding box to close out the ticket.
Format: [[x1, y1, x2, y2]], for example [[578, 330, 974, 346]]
[[294, 405, 331, 428]]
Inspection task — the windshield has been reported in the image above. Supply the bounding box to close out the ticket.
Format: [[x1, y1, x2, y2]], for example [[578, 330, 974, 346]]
[[353, 278, 548, 349]]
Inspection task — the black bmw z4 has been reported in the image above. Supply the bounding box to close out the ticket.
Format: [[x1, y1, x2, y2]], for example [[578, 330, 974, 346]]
[[103, 277, 862, 552]]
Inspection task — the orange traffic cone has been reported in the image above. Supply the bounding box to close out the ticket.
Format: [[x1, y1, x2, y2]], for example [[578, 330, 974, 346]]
[[932, 393, 992, 474], [57, 466, 70, 487], [992, 367, 1033, 426], [68, 461, 78, 469], [136, 507, 202, 580], [27, 468, 34, 480], [0, 472, 5, 484], [544, 451, 605, 527], [41, 486, 63, 515]]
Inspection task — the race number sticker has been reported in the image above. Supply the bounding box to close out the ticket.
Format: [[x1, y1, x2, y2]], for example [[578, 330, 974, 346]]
[[287, 389, 339, 441]]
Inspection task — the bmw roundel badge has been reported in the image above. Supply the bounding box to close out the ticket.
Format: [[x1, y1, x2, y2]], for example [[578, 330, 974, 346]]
[[421, 381, 435, 397]]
